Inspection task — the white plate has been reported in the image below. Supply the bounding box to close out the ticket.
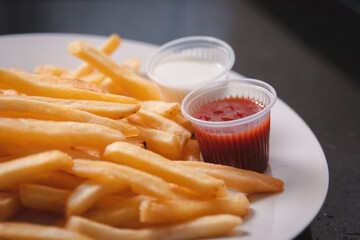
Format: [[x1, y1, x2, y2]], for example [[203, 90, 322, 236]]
[[0, 33, 329, 240]]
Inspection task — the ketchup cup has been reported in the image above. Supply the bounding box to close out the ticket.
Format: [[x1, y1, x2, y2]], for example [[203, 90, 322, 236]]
[[181, 78, 277, 173]]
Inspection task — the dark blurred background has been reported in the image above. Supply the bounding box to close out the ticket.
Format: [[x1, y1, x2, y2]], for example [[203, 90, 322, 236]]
[[1, 0, 359, 239]]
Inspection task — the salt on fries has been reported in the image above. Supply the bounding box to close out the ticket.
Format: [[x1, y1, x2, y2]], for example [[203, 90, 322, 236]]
[[0, 34, 283, 240]]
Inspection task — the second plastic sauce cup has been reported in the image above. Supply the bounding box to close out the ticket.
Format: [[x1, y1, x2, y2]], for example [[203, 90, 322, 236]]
[[181, 78, 277, 173]]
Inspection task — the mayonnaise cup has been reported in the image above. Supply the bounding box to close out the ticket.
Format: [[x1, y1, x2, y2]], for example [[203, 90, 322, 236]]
[[146, 36, 235, 103]]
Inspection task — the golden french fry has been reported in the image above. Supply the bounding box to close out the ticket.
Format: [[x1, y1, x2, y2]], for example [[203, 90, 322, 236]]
[[35, 65, 73, 77], [66, 214, 242, 240], [131, 125, 182, 160], [0, 143, 48, 158], [5, 94, 140, 119], [74, 34, 121, 78], [0, 95, 138, 137], [79, 72, 107, 85], [99, 77, 128, 95], [19, 184, 70, 213], [68, 41, 161, 100], [20, 184, 70, 213], [125, 137, 146, 149], [28, 171, 84, 190], [0, 222, 95, 240], [0, 68, 138, 104], [169, 112, 193, 133], [182, 139, 200, 161], [90, 188, 137, 210], [123, 58, 141, 73], [10, 68, 104, 93], [84, 195, 146, 226], [141, 101, 181, 118], [140, 193, 249, 223], [71, 146, 102, 159], [92, 194, 126, 209], [67, 159, 175, 199], [0, 88, 19, 95], [176, 161, 284, 194], [104, 142, 227, 198], [0, 191, 22, 220], [127, 109, 191, 147], [0, 156, 15, 163], [66, 178, 128, 217], [0, 142, 100, 160], [0, 117, 126, 149], [167, 183, 203, 200], [0, 150, 72, 189]]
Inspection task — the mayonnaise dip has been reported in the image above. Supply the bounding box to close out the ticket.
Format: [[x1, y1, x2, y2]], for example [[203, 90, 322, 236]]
[[153, 58, 224, 88]]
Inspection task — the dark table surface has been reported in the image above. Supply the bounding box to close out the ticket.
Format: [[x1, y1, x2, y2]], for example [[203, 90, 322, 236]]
[[1, 0, 359, 239]]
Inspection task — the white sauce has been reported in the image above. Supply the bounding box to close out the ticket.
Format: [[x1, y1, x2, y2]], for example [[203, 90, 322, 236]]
[[154, 58, 224, 87]]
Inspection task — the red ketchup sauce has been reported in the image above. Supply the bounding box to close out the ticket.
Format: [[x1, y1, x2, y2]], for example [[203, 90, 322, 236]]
[[193, 97, 270, 173]]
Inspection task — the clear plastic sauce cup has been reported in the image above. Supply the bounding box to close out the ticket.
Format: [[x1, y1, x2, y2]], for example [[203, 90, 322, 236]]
[[146, 36, 235, 103], [181, 78, 277, 173]]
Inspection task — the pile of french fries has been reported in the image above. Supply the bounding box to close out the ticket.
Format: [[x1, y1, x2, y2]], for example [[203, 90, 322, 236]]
[[0, 34, 284, 240]]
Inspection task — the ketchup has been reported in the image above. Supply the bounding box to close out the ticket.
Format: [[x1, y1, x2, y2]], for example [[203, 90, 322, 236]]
[[193, 97, 270, 173]]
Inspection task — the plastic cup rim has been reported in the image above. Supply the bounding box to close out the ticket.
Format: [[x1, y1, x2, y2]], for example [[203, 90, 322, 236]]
[[146, 36, 235, 90], [181, 78, 277, 128]]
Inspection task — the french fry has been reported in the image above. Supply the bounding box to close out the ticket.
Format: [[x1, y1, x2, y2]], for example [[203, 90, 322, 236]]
[[125, 137, 146, 149], [68, 41, 161, 100], [0, 143, 48, 158], [99, 77, 128, 95], [0, 156, 15, 163], [181, 139, 200, 161], [35, 65, 73, 77], [0, 222, 95, 240], [176, 161, 284, 194], [0, 88, 19, 95], [84, 195, 146, 226], [66, 214, 242, 240], [0, 191, 22, 221], [123, 58, 142, 73], [140, 193, 249, 223], [0, 142, 100, 160], [28, 171, 84, 190], [0, 117, 126, 149], [66, 178, 128, 217], [67, 159, 175, 199], [169, 112, 193, 133], [127, 109, 191, 147], [131, 125, 182, 159], [0, 95, 139, 136], [112, 220, 160, 229], [104, 142, 227, 198], [92, 194, 126, 209], [72, 146, 102, 159], [20, 184, 70, 213], [0, 150, 72, 189], [4, 94, 140, 119], [0, 68, 138, 104], [141, 101, 181, 118], [10, 68, 104, 93], [74, 34, 121, 78], [79, 72, 107, 85]]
